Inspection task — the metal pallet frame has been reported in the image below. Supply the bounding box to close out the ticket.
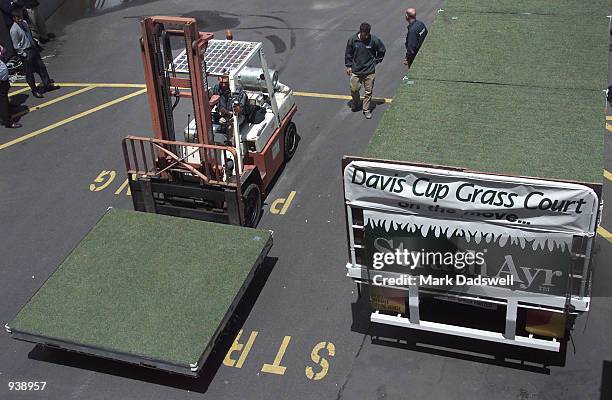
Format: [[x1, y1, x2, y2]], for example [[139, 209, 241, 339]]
[[5, 235, 273, 377]]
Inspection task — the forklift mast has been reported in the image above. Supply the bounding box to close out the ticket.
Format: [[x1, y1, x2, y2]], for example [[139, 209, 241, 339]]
[[140, 16, 214, 146]]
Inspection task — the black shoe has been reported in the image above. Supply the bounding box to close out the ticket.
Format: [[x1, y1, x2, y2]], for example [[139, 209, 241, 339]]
[[4, 121, 22, 128], [32, 90, 44, 98], [39, 37, 49, 44], [44, 84, 59, 92], [363, 110, 372, 119]]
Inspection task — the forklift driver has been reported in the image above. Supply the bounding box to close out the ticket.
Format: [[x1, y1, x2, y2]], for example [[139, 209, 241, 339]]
[[210, 75, 248, 134]]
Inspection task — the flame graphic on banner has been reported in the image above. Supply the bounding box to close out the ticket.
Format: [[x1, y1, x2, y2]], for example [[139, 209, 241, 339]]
[[364, 210, 572, 252]]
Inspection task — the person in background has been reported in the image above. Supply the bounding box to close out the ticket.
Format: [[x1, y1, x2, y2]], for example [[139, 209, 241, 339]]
[[24, 0, 54, 43], [344, 22, 386, 119], [404, 8, 428, 69], [10, 7, 56, 98], [0, 44, 22, 128]]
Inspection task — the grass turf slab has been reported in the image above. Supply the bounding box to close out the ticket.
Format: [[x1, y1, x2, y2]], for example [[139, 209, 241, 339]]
[[365, 79, 604, 183], [442, 0, 611, 16], [410, 11, 609, 90], [9, 208, 271, 367]]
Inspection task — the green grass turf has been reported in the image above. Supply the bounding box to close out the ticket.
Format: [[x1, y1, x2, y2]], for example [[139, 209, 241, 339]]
[[365, 79, 604, 183], [9, 208, 271, 366], [365, 0, 607, 183], [411, 12, 609, 90], [443, 0, 611, 16]]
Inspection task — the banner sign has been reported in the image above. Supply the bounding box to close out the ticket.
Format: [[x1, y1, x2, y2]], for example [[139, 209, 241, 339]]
[[344, 160, 599, 297], [344, 160, 598, 235], [364, 210, 573, 296]]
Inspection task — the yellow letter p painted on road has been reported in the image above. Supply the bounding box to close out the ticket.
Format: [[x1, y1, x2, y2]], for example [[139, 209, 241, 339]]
[[270, 191, 297, 215]]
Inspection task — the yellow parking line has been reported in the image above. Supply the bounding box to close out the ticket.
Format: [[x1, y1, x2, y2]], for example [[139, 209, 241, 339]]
[[11, 82, 393, 103], [11, 82, 147, 88], [0, 89, 147, 150], [597, 226, 612, 243], [12, 86, 96, 118], [607, 123, 612, 132], [294, 91, 392, 103], [605, 169, 612, 182], [8, 87, 31, 97], [606, 115, 612, 121]]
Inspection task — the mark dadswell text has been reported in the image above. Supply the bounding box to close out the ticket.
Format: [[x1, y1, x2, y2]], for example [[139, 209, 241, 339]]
[[373, 274, 515, 287]]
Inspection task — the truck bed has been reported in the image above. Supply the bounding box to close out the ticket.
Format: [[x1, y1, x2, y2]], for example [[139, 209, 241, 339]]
[[365, 0, 608, 183], [5, 208, 272, 376]]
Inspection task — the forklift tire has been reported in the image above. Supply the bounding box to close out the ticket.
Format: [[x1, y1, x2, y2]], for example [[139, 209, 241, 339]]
[[283, 121, 298, 161], [243, 183, 262, 228]]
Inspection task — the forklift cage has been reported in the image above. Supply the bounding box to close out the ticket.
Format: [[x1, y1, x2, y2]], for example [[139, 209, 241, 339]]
[[122, 135, 239, 187]]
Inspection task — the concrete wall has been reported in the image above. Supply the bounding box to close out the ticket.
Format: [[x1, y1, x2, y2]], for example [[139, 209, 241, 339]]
[[40, 0, 66, 20]]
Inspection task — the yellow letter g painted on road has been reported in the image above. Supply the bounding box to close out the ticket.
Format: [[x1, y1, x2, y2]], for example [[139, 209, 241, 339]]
[[89, 170, 116, 192]]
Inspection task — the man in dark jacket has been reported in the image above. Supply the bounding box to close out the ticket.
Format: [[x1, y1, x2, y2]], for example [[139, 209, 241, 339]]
[[404, 8, 427, 68], [345, 22, 385, 119]]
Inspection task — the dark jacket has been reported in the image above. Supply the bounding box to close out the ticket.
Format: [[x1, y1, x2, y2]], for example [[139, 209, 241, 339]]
[[405, 19, 427, 59], [345, 33, 385, 76]]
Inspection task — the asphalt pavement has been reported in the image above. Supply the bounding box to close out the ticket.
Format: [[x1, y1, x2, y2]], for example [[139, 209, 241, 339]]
[[0, 1, 611, 399]]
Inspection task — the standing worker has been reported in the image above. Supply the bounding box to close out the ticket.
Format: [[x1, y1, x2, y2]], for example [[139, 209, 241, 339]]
[[0, 44, 21, 128], [404, 8, 427, 68], [345, 22, 385, 119], [10, 7, 56, 98]]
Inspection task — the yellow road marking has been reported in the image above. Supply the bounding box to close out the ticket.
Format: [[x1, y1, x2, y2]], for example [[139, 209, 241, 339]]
[[607, 123, 612, 132], [114, 178, 131, 195], [0, 89, 147, 150], [11, 82, 148, 88], [12, 86, 95, 118], [306, 341, 336, 381], [597, 226, 612, 243], [11, 82, 393, 102], [223, 330, 258, 369], [270, 190, 297, 215], [8, 87, 30, 97], [261, 336, 292, 375], [294, 91, 392, 103], [605, 169, 612, 182], [606, 115, 612, 121]]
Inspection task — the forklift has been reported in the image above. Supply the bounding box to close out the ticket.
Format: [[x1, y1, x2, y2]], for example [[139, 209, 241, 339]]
[[122, 16, 298, 227]]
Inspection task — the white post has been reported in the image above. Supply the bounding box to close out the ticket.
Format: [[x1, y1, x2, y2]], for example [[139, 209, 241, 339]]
[[504, 298, 517, 340], [228, 74, 243, 175], [259, 49, 281, 126]]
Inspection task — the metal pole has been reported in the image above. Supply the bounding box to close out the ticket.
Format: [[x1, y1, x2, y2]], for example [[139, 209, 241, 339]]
[[260, 48, 281, 126], [228, 74, 243, 174]]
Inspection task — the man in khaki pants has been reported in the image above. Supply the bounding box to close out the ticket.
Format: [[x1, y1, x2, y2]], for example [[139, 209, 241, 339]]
[[345, 22, 386, 119]]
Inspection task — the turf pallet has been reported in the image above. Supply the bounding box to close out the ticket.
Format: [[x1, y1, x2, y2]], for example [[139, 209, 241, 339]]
[[6, 208, 272, 376]]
